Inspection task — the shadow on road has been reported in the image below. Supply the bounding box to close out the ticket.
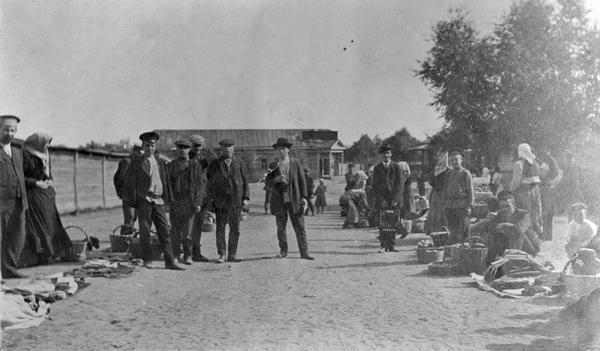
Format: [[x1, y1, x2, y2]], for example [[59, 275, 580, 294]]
[[315, 258, 422, 270]]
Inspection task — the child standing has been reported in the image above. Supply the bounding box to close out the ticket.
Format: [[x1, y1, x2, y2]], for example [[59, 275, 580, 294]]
[[314, 179, 327, 213]]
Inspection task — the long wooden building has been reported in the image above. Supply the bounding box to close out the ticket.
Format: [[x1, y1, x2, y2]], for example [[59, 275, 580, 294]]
[[153, 129, 345, 181]]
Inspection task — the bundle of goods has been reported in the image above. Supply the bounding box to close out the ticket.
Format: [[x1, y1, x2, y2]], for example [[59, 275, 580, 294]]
[[472, 249, 560, 298], [202, 211, 216, 232], [416, 239, 444, 264], [561, 248, 600, 297]]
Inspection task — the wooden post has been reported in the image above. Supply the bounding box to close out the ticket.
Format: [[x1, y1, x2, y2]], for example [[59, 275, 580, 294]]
[[73, 151, 79, 214], [101, 156, 107, 208]]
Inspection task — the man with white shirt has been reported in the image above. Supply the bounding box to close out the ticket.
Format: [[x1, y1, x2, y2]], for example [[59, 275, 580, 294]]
[[0, 115, 28, 278], [123, 131, 184, 271]]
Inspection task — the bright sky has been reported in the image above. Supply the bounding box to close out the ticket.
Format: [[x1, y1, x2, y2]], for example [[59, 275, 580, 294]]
[[1, 0, 599, 147]]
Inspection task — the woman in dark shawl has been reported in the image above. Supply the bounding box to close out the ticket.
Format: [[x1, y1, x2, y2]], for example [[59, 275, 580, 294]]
[[20, 132, 72, 265]]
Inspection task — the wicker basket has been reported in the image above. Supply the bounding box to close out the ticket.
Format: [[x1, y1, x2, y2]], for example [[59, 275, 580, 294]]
[[561, 260, 600, 296], [431, 228, 449, 247], [110, 225, 134, 252], [63, 225, 89, 262], [417, 247, 444, 264], [457, 236, 488, 275]]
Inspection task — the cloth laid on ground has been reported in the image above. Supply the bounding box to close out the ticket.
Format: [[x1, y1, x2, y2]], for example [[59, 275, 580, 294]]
[[1, 292, 50, 330], [472, 249, 560, 298], [72, 259, 136, 278]]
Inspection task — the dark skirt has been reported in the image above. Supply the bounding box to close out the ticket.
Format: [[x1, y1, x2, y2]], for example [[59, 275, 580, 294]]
[[20, 187, 72, 266]]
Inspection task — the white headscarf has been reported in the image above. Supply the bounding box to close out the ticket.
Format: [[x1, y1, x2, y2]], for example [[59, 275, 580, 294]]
[[24, 132, 52, 176], [518, 143, 536, 165], [434, 151, 449, 176]]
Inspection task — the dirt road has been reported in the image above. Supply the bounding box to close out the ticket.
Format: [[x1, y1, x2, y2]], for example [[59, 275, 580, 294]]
[[1, 178, 584, 350]]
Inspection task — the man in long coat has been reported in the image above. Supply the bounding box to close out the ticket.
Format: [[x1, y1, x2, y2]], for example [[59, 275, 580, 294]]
[[371, 143, 403, 252], [188, 134, 211, 262], [123, 131, 184, 270], [0, 115, 28, 278], [267, 137, 314, 260], [113, 145, 141, 235], [206, 139, 249, 263]]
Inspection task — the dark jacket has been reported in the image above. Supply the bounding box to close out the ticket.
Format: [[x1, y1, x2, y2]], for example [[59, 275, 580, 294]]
[[167, 157, 205, 209], [122, 155, 173, 208], [371, 161, 402, 209], [0, 145, 28, 211], [267, 158, 307, 216], [113, 157, 132, 199], [206, 156, 249, 209]]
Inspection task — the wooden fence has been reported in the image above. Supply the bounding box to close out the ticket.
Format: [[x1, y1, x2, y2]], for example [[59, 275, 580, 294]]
[[48, 147, 127, 214]]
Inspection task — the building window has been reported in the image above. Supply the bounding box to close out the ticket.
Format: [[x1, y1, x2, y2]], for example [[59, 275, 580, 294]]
[[260, 158, 268, 171]]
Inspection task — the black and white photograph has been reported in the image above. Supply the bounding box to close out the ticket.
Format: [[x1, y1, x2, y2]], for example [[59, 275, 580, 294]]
[[2, 0, 600, 350]]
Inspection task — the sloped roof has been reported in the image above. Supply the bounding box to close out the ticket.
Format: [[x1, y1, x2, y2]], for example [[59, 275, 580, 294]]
[[154, 129, 344, 150]]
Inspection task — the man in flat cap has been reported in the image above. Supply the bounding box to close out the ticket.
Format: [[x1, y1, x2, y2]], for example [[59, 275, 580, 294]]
[[188, 134, 211, 262], [167, 139, 204, 265], [266, 137, 314, 260], [123, 131, 184, 270], [442, 149, 474, 244], [206, 139, 249, 263], [0, 115, 28, 278], [371, 143, 403, 252], [113, 145, 142, 235]]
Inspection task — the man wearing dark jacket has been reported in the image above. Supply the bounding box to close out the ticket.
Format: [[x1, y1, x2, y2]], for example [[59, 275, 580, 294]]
[[0, 115, 28, 278], [206, 139, 249, 263], [267, 137, 314, 260], [168, 139, 204, 265], [372, 144, 403, 252], [113, 145, 141, 235], [188, 134, 211, 262], [123, 131, 183, 270]]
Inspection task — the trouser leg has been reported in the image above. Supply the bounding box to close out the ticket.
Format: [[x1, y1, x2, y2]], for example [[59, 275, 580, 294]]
[[542, 212, 554, 241], [121, 202, 135, 234], [227, 207, 241, 258], [215, 207, 228, 256], [275, 211, 289, 252], [137, 201, 154, 262], [191, 205, 208, 259], [151, 203, 175, 265], [288, 205, 308, 254], [170, 211, 183, 258]]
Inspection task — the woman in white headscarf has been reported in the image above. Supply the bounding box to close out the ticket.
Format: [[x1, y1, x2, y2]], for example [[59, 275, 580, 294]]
[[509, 143, 542, 234], [20, 133, 72, 266], [424, 151, 449, 235]]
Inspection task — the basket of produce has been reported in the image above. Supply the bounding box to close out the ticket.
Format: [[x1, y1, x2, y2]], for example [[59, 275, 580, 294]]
[[561, 249, 600, 296], [129, 231, 163, 260], [417, 248, 444, 264], [428, 261, 463, 276], [63, 225, 90, 262], [472, 203, 489, 219], [431, 227, 449, 247], [109, 225, 135, 252], [444, 243, 464, 263], [458, 236, 488, 275]]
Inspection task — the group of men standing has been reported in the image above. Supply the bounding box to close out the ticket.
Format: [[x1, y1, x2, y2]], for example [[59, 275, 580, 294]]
[[116, 132, 314, 271]]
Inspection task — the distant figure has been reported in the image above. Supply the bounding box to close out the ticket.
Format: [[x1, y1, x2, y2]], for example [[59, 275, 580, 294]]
[[113, 145, 142, 235], [416, 169, 426, 197], [559, 152, 585, 220], [565, 203, 597, 259], [489, 166, 503, 196], [314, 179, 327, 213], [21, 133, 72, 266], [304, 168, 315, 216], [0, 115, 28, 278], [538, 151, 562, 241], [424, 151, 449, 235], [341, 171, 370, 229], [442, 149, 474, 244], [344, 163, 359, 191], [509, 143, 542, 234]]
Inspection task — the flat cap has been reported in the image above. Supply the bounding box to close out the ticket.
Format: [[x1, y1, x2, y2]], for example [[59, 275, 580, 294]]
[[378, 144, 392, 153], [188, 134, 205, 146], [449, 149, 463, 156], [0, 115, 21, 123], [175, 139, 192, 148], [139, 131, 160, 142], [218, 139, 235, 147]]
